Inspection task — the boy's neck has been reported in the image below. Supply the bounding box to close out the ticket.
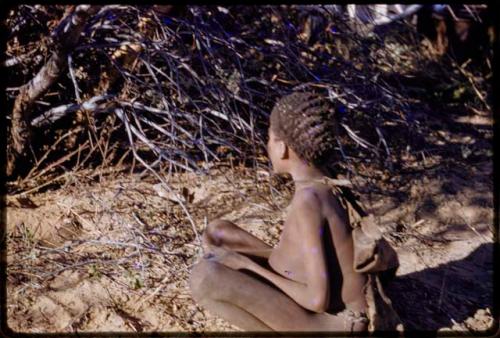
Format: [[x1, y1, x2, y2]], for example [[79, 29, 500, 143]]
[[288, 161, 329, 187]]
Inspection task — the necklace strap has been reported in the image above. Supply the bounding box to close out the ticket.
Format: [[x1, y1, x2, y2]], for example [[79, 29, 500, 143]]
[[295, 176, 353, 187]]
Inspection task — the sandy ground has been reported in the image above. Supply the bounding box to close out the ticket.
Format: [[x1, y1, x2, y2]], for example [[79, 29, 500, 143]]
[[5, 150, 496, 334]]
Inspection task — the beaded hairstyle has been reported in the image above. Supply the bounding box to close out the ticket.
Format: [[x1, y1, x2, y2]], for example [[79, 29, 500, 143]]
[[270, 91, 338, 167]]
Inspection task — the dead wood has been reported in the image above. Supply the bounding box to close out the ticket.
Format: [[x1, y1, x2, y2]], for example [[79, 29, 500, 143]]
[[7, 5, 101, 177]]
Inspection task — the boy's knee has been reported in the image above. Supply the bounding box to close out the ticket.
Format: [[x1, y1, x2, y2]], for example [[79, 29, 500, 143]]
[[204, 219, 233, 246], [189, 259, 222, 301]]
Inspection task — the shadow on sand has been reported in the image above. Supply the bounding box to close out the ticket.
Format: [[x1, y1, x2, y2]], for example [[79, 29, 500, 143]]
[[385, 242, 496, 333]]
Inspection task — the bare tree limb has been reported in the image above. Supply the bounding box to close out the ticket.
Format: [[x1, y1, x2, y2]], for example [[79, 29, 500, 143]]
[[30, 95, 112, 128], [8, 5, 101, 176]]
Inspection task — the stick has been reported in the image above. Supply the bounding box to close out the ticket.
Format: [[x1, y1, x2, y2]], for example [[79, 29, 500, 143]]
[[114, 108, 201, 246]]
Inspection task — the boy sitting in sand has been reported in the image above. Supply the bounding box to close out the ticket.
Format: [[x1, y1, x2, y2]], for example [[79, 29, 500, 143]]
[[189, 91, 369, 332]]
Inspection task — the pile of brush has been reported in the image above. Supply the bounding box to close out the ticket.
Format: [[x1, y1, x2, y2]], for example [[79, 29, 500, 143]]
[[4, 5, 492, 193]]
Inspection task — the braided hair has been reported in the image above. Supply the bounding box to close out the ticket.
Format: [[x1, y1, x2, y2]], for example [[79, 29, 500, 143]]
[[270, 91, 338, 168]]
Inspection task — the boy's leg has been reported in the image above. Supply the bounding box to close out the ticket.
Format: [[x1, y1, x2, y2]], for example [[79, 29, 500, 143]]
[[190, 258, 272, 331], [189, 258, 346, 332], [202, 219, 273, 258], [193, 298, 273, 331]]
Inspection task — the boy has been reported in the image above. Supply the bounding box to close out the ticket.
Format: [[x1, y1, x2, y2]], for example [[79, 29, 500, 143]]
[[189, 91, 369, 332]]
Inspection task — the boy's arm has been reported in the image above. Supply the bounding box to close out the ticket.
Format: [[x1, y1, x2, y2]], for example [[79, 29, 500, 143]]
[[203, 222, 273, 258], [242, 189, 330, 313], [235, 248, 273, 259]]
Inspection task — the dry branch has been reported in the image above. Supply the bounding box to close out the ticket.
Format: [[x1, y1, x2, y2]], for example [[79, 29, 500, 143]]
[[30, 95, 113, 128], [8, 5, 101, 176]]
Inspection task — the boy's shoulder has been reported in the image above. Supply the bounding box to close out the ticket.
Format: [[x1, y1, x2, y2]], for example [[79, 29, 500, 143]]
[[293, 182, 346, 216]]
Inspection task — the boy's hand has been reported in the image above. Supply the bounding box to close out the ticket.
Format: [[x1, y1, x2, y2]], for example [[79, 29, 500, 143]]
[[204, 246, 253, 271]]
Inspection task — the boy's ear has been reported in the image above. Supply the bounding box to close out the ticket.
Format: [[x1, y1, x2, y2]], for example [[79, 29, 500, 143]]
[[279, 140, 288, 159]]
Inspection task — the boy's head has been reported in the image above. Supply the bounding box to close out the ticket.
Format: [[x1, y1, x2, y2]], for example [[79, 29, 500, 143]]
[[267, 91, 337, 174]]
